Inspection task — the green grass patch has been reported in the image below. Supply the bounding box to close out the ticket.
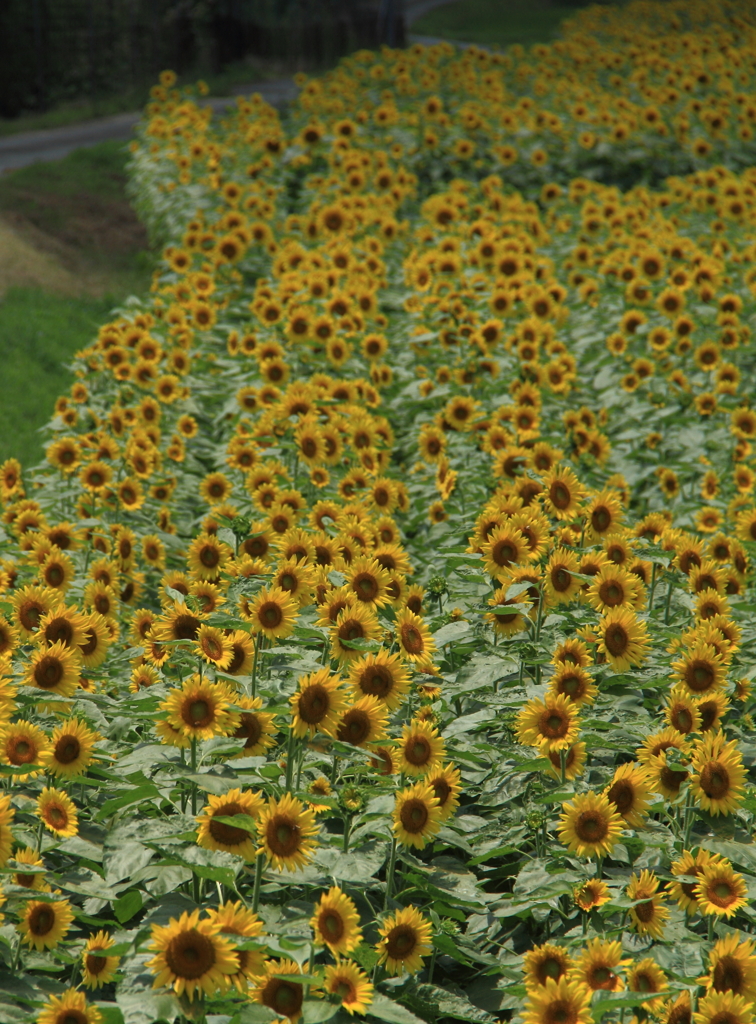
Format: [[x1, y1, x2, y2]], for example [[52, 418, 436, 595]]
[[0, 288, 114, 468], [410, 0, 597, 47], [0, 140, 153, 468]]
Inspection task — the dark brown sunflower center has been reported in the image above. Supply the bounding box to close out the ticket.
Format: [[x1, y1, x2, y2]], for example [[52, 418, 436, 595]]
[[9, 738, 35, 763], [686, 661, 715, 692], [401, 624, 424, 655], [607, 780, 633, 815], [550, 482, 571, 510], [54, 737, 81, 765], [604, 624, 629, 657], [575, 810, 608, 842], [298, 684, 330, 724], [359, 665, 392, 698], [263, 978, 303, 1017], [592, 507, 611, 532], [337, 709, 371, 746], [386, 924, 417, 959], [165, 929, 216, 979], [319, 909, 345, 941], [405, 735, 431, 766], [266, 815, 300, 856], [633, 899, 655, 923], [260, 603, 283, 629], [209, 801, 248, 846], [173, 614, 201, 641], [235, 713, 263, 749], [34, 657, 64, 689], [86, 953, 109, 975], [29, 905, 55, 936], [539, 710, 569, 739], [700, 762, 730, 799], [400, 798, 429, 834]]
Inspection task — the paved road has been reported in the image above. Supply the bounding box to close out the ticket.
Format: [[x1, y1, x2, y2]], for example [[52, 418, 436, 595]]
[[0, 80, 298, 174]]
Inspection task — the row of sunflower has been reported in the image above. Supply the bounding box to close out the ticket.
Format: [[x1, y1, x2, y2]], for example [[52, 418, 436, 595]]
[[3, 3, 756, 1024]]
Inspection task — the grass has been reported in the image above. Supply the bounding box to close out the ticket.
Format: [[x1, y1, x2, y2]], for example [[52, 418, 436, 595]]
[[0, 290, 114, 468], [0, 140, 152, 469], [409, 0, 600, 47]]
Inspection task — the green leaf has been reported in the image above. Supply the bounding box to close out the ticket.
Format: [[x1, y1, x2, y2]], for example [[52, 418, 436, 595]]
[[113, 889, 143, 924], [302, 1001, 340, 1023], [98, 785, 160, 820], [368, 994, 426, 1024]]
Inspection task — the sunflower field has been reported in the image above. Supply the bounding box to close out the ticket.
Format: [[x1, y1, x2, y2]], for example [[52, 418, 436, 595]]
[[5, 1, 756, 1023]]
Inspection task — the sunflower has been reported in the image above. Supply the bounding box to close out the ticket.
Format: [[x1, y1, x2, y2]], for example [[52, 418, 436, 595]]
[[516, 692, 580, 752], [398, 719, 446, 776], [393, 780, 442, 849], [574, 938, 627, 992], [162, 676, 237, 740], [627, 957, 668, 1001], [0, 720, 49, 777], [522, 978, 593, 1024], [604, 762, 652, 829], [250, 959, 307, 1024], [37, 786, 78, 837], [587, 564, 643, 612], [223, 630, 255, 676], [669, 848, 724, 913], [482, 524, 529, 577], [486, 585, 532, 636], [13, 584, 57, 638], [230, 695, 278, 757], [82, 931, 120, 988], [152, 601, 203, 643], [330, 602, 381, 663], [523, 943, 573, 989], [187, 532, 232, 580], [573, 878, 610, 911], [25, 640, 81, 697], [542, 465, 586, 520], [695, 861, 748, 918], [310, 886, 362, 955], [258, 793, 318, 872], [245, 585, 298, 641], [205, 901, 264, 993], [394, 608, 435, 664], [347, 649, 410, 710], [290, 667, 347, 738], [323, 961, 374, 1016], [672, 642, 727, 695], [11, 847, 48, 890], [18, 897, 74, 950], [425, 763, 462, 821], [558, 791, 623, 859], [78, 612, 112, 669], [376, 906, 432, 976], [595, 608, 650, 672], [543, 741, 587, 781], [196, 787, 264, 860], [695, 992, 754, 1024], [0, 794, 14, 866], [690, 731, 746, 816], [39, 549, 75, 593], [36, 989, 102, 1024], [548, 664, 597, 706], [148, 909, 239, 1000], [544, 547, 581, 605], [346, 555, 391, 607], [193, 624, 233, 670], [40, 718, 100, 778], [627, 869, 669, 939], [585, 489, 624, 543], [705, 933, 756, 1000], [665, 686, 702, 735]]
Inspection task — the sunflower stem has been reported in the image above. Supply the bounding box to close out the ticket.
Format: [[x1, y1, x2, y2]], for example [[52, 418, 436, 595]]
[[34, 818, 45, 855], [190, 737, 198, 816], [284, 728, 297, 792], [330, 755, 339, 786], [250, 633, 260, 699], [534, 585, 544, 643], [663, 576, 674, 624], [10, 936, 21, 974], [559, 748, 567, 786], [384, 837, 398, 909], [649, 562, 658, 608], [252, 852, 264, 913], [427, 945, 437, 985], [683, 786, 695, 850], [343, 816, 352, 853], [707, 915, 714, 941]]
